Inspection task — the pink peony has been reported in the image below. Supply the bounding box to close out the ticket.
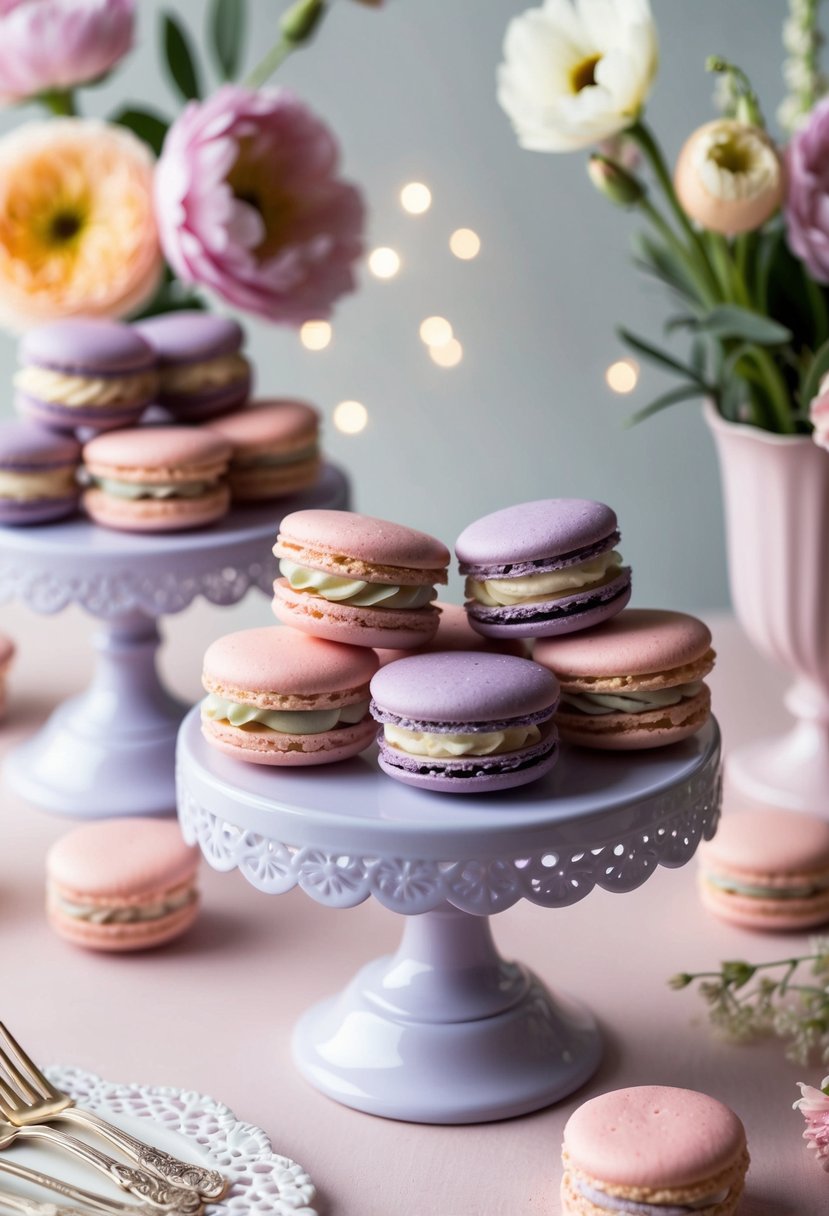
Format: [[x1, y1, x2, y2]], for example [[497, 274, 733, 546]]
[[785, 97, 829, 283], [155, 85, 365, 325], [0, 0, 134, 104], [794, 1077, 829, 1170]]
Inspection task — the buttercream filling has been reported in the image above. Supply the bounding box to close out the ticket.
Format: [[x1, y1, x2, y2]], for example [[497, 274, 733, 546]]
[[280, 559, 436, 609], [93, 477, 216, 501], [203, 693, 370, 734], [0, 469, 77, 500], [52, 885, 196, 926], [560, 681, 704, 717], [160, 353, 249, 394], [466, 551, 623, 607], [574, 1179, 729, 1215], [384, 723, 541, 758], [235, 444, 319, 469], [15, 366, 157, 407], [703, 871, 829, 900]]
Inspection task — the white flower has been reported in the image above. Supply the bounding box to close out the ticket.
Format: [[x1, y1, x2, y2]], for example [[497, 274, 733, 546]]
[[497, 0, 658, 153]]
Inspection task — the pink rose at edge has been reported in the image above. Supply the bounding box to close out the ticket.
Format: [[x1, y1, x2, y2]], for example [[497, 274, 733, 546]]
[[155, 85, 365, 326], [785, 96, 829, 285], [794, 1078, 829, 1171], [0, 0, 134, 104]]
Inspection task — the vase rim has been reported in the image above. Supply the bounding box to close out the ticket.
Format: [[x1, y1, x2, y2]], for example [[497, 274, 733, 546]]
[[703, 399, 814, 448]]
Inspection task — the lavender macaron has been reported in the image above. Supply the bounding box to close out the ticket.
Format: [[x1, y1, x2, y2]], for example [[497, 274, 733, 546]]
[[14, 319, 158, 434], [0, 422, 80, 525], [134, 312, 251, 421], [456, 499, 631, 639], [370, 652, 560, 794]]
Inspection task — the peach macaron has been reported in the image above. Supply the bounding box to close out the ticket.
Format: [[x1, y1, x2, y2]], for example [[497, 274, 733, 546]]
[[82, 426, 232, 533], [207, 399, 320, 502], [201, 626, 379, 766], [273, 510, 450, 649], [534, 608, 715, 750], [699, 807, 829, 931], [47, 819, 200, 952], [561, 1085, 749, 1216]]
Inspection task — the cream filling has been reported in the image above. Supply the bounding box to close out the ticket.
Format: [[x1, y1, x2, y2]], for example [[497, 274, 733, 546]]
[[574, 1177, 729, 1214], [466, 551, 623, 607], [203, 693, 369, 735], [15, 366, 157, 407], [0, 469, 76, 500], [561, 681, 703, 717], [235, 443, 319, 469], [93, 477, 214, 501], [160, 353, 249, 394], [280, 559, 436, 610], [703, 872, 829, 900], [53, 886, 196, 926], [384, 723, 541, 758]]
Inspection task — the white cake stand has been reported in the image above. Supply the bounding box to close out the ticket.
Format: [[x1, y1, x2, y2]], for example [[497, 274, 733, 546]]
[[177, 709, 721, 1124], [0, 464, 348, 819]]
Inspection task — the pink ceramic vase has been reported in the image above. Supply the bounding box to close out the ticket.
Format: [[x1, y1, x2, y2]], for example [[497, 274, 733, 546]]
[[706, 400, 829, 816]]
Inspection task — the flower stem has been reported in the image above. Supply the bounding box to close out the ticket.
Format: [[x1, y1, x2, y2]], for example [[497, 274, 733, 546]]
[[39, 88, 76, 117], [244, 38, 293, 88], [638, 198, 716, 308]]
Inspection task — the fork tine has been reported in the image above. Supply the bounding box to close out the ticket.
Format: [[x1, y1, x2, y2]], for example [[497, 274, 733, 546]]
[[0, 1073, 24, 1115], [0, 1026, 53, 1103]]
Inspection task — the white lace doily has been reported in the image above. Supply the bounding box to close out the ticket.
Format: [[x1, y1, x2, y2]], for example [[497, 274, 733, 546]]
[[46, 1066, 318, 1216]]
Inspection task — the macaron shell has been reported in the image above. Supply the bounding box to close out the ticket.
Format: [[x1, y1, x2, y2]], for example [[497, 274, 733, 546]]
[[83, 484, 230, 533], [48, 896, 200, 953], [16, 393, 148, 434], [559, 1161, 745, 1216], [376, 602, 527, 665], [228, 458, 320, 502], [534, 609, 714, 682], [377, 731, 559, 794], [201, 713, 377, 766], [272, 579, 441, 649], [456, 499, 619, 572], [47, 818, 199, 899], [698, 877, 829, 931], [555, 685, 711, 750], [699, 807, 829, 879], [21, 319, 156, 374], [276, 509, 451, 578], [0, 495, 79, 525], [134, 312, 244, 363], [466, 571, 631, 638], [0, 422, 81, 469], [83, 426, 232, 478], [161, 379, 250, 421], [208, 399, 320, 455]]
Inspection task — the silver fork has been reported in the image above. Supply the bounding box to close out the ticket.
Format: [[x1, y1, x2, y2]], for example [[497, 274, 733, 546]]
[[0, 1186, 95, 1216], [0, 1027, 225, 1204], [0, 1156, 145, 1215]]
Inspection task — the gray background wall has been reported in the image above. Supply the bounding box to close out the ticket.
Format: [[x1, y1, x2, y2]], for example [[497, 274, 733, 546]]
[[0, 0, 791, 608]]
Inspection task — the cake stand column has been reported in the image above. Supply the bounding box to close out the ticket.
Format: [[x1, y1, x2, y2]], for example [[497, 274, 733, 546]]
[[292, 901, 601, 1124], [4, 608, 187, 819]]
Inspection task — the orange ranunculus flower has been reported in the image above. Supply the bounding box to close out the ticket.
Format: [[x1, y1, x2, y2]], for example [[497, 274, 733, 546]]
[[0, 118, 162, 330]]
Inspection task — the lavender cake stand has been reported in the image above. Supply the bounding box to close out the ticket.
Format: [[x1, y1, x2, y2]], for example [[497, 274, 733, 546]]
[[0, 464, 348, 819], [177, 710, 721, 1124]]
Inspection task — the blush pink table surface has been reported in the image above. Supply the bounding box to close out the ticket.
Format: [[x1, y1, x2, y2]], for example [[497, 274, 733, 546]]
[[0, 601, 821, 1216]]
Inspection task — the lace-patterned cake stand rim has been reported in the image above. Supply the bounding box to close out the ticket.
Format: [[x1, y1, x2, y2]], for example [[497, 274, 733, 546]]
[[1, 465, 348, 819], [178, 710, 721, 1124], [38, 1064, 318, 1216]]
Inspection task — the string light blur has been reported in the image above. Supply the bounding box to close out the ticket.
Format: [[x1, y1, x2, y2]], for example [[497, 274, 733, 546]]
[[429, 338, 463, 368], [419, 316, 453, 348], [299, 320, 332, 351], [333, 400, 368, 434], [449, 228, 481, 259], [368, 247, 401, 279], [605, 358, 639, 394], [400, 182, 432, 214]]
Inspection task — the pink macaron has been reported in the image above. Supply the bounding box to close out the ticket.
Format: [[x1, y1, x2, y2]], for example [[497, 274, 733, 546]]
[[561, 1086, 749, 1216], [0, 633, 14, 722], [82, 426, 232, 533], [699, 807, 829, 931], [201, 626, 379, 766], [47, 819, 200, 952], [206, 399, 321, 502], [534, 609, 715, 750], [375, 602, 527, 666], [273, 510, 450, 649]]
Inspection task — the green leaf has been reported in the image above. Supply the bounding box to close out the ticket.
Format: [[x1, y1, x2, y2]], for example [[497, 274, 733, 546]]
[[631, 231, 697, 301], [800, 337, 829, 411], [625, 384, 704, 427], [111, 106, 169, 157], [696, 304, 792, 346], [664, 314, 696, 335], [162, 13, 201, 101], [618, 328, 708, 385], [210, 0, 246, 80]]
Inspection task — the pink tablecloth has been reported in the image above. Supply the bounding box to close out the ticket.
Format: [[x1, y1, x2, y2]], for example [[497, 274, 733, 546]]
[[0, 602, 821, 1215]]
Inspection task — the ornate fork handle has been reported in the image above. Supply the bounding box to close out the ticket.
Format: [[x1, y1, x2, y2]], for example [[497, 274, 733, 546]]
[[5, 1126, 201, 1213], [0, 1157, 138, 1216], [1, 1198, 107, 1216], [60, 1108, 226, 1201]]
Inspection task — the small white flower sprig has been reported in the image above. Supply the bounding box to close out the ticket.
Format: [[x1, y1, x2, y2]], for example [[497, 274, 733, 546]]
[[670, 938, 829, 1066]]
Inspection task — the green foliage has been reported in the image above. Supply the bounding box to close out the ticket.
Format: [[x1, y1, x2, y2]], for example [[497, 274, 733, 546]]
[[162, 13, 202, 102], [210, 0, 247, 80], [111, 107, 169, 157], [694, 304, 792, 346]]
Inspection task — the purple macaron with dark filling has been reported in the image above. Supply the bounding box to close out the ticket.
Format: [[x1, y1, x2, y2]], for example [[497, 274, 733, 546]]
[[370, 651, 560, 794], [134, 312, 251, 421], [456, 499, 631, 639], [0, 422, 80, 525], [14, 319, 158, 434]]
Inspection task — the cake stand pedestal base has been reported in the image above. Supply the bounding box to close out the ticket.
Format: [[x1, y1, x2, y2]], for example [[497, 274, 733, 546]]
[[292, 904, 600, 1124]]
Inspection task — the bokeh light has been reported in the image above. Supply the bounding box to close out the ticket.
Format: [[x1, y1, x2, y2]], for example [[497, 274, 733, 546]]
[[333, 400, 369, 434], [400, 182, 432, 214], [419, 316, 453, 347], [368, 247, 401, 279], [429, 338, 463, 368], [299, 320, 332, 351], [449, 228, 481, 259], [605, 358, 639, 394]]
